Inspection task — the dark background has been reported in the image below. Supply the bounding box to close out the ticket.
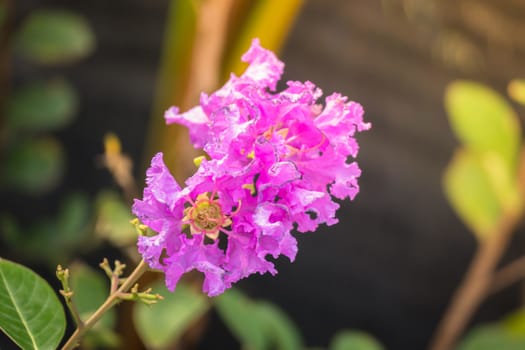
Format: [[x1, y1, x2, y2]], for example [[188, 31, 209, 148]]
[[5, 0, 525, 349]]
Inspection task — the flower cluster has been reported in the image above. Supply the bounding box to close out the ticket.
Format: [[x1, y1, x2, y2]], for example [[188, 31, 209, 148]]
[[133, 39, 370, 296]]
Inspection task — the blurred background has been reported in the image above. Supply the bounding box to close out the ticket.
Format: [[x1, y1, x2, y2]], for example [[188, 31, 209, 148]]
[[2, 0, 525, 349]]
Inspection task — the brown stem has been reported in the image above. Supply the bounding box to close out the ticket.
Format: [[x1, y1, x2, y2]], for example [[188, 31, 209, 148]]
[[61, 260, 149, 350], [428, 210, 520, 350], [489, 255, 525, 296], [142, 0, 238, 186]]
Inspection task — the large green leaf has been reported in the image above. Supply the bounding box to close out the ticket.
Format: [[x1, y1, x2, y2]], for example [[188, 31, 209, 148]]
[[444, 148, 504, 240], [7, 80, 78, 132], [0, 258, 66, 350], [445, 80, 521, 170], [330, 330, 384, 350], [134, 281, 210, 349], [15, 10, 95, 65], [2, 137, 64, 194]]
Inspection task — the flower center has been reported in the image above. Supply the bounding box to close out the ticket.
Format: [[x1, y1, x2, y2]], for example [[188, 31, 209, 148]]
[[183, 193, 231, 240]]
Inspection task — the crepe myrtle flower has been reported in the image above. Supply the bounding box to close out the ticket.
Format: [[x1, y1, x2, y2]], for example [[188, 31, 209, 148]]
[[134, 39, 369, 296], [167, 38, 370, 231], [133, 153, 297, 296]]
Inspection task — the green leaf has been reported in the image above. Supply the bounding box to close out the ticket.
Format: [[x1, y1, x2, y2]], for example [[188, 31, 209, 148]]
[[0, 194, 91, 265], [215, 288, 303, 350], [330, 330, 384, 350], [70, 262, 115, 329], [15, 10, 95, 65], [443, 148, 502, 240], [503, 310, 525, 336], [256, 301, 303, 350], [457, 324, 525, 350], [508, 79, 525, 106], [3, 137, 64, 194], [0, 258, 66, 350], [445, 80, 521, 170], [7, 79, 78, 132], [215, 288, 268, 350], [134, 281, 210, 349], [0, 214, 21, 249], [94, 190, 135, 247], [81, 327, 120, 350]]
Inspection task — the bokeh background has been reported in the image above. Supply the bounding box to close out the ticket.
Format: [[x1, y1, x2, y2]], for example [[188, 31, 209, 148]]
[[3, 0, 525, 349]]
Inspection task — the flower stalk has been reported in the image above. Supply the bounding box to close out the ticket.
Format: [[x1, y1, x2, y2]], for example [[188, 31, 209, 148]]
[[56, 265, 83, 328], [60, 259, 150, 350]]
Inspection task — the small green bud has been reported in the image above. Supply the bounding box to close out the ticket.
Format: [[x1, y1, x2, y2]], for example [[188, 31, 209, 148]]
[[130, 218, 155, 236]]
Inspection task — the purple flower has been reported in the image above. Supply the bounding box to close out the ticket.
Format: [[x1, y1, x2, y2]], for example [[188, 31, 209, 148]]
[[167, 39, 370, 231], [134, 39, 369, 296], [134, 153, 296, 296]]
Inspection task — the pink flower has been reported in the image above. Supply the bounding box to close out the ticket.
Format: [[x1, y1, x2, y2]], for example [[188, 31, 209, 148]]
[[167, 39, 370, 231], [134, 39, 369, 296], [134, 153, 296, 296]]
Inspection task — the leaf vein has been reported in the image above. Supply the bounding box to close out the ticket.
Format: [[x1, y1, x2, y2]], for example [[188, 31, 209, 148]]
[[0, 264, 38, 349]]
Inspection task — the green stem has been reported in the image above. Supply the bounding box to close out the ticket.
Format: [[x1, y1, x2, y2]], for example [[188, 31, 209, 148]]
[[63, 291, 84, 329], [61, 260, 149, 350]]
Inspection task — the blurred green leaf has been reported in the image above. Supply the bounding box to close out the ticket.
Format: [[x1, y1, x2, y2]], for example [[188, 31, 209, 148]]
[[457, 324, 525, 350], [0, 258, 66, 350], [508, 79, 525, 106], [134, 281, 210, 350], [95, 190, 135, 247], [81, 327, 120, 350], [15, 10, 95, 65], [256, 301, 303, 350], [443, 148, 502, 240], [215, 288, 268, 350], [70, 262, 115, 331], [503, 310, 525, 336], [0, 193, 91, 265], [215, 288, 303, 350], [3, 137, 64, 194], [0, 214, 20, 248], [330, 330, 384, 350], [445, 80, 521, 170], [7, 79, 78, 132], [12, 219, 58, 259]]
